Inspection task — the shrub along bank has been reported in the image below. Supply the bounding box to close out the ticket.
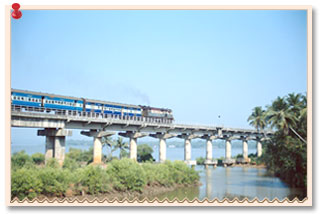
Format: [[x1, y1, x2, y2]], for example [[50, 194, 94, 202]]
[[11, 152, 200, 200]]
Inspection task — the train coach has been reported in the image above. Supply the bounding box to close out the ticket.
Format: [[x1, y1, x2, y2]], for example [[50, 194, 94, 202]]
[[11, 89, 174, 123]]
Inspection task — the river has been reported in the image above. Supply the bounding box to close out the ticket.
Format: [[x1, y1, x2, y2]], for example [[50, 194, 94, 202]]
[[11, 140, 306, 201]]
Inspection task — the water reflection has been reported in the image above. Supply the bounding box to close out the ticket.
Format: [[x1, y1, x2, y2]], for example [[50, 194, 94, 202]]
[[205, 168, 212, 199], [154, 166, 306, 201]]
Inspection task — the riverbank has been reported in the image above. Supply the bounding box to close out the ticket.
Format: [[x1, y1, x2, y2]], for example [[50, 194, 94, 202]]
[[232, 163, 266, 168], [11, 152, 200, 201], [32, 183, 201, 201]]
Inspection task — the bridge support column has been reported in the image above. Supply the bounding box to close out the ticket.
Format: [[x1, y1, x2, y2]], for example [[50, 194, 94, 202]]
[[159, 138, 166, 162], [257, 141, 262, 157], [150, 133, 176, 163], [185, 139, 191, 161], [119, 131, 148, 161], [206, 139, 212, 161], [243, 139, 249, 163], [177, 134, 200, 165], [225, 139, 231, 160], [201, 135, 218, 168], [222, 136, 237, 167], [81, 130, 115, 164], [38, 128, 72, 166]]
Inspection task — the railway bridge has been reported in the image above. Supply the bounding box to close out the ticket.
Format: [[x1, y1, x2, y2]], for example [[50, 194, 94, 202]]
[[11, 105, 273, 166]]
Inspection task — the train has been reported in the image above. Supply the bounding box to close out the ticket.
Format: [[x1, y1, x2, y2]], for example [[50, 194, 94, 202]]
[[11, 89, 174, 123]]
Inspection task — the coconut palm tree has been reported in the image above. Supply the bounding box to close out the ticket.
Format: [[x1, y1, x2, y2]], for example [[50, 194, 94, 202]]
[[287, 93, 304, 116], [266, 95, 306, 142], [247, 106, 266, 132], [265, 97, 295, 133], [101, 136, 115, 159], [113, 137, 129, 159]]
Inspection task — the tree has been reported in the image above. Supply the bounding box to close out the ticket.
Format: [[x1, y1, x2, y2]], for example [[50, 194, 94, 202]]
[[247, 106, 266, 131], [266, 95, 304, 140], [113, 137, 129, 159], [248, 93, 307, 190], [287, 93, 304, 116], [265, 97, 296, 135], [137, 144, 154, 162], [101, 136, 116, 159]]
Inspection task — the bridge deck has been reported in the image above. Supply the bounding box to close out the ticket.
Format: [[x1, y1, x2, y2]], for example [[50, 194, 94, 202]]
[[11, 105, 272, 138]]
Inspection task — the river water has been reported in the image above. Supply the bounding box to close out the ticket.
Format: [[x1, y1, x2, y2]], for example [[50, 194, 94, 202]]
[[11, 141, 305, 201]]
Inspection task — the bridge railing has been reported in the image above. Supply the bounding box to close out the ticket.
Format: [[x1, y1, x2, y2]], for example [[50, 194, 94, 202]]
[[11, 105, 172, 124]]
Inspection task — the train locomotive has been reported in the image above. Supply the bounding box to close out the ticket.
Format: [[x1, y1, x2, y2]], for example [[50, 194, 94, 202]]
[[11, 89, 174, 123]]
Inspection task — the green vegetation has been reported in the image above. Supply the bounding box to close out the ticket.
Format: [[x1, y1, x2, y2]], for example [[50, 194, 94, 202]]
[[137, 144, 154, 162], [11, 151, 200, 200], [114, 137, 129, 159], [196, 157, 206, 165], [248, 93, 307, 189], [247, 153, 264, 165], [66, 148, 93, 164], [31, 153, 45, 165]]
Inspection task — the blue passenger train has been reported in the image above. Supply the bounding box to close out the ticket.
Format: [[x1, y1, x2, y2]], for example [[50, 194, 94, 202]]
[[11, 89, 174, 123]]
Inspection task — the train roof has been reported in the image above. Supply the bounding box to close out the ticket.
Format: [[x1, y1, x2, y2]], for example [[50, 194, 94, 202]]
[[139, 105, 172, 112], [11, 89, 141, 109]]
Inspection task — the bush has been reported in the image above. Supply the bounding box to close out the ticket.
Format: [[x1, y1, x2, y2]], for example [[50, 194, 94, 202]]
[[11, 153, 201, 200], [165, 161, 200, 185], [46, 158, 60, 168], [11, 151, 32, 169], [66, 148, 82, 161], [142, 162, 174, 187], [38, 167, 69, 197], [11, 168, 43, 200], [79, 165, 111, 194], [66, 147, 93, 164], [107, 158, 147, 192], [196, 157, 205, 165], [31, 153, 45, 165], [63, 157, 81, 171]]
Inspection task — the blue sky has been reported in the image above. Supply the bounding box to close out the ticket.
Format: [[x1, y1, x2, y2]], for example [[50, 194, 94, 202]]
[[11, 10, 307, 141]]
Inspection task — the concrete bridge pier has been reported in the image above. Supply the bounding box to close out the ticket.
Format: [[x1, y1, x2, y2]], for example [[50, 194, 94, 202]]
[[150, 133, 176, 163], [178, 134, 200, 165], [222, 136, 237, 167], [206, 139, 212, 161], [242, 137, 250, 163], [119, 131, 148, 161], [257, 141, 262, 157], [201, 135, 218, 168], [81, 130, 115, 164], [38, 128, 72, 165], [225, 139, 232, 159]]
